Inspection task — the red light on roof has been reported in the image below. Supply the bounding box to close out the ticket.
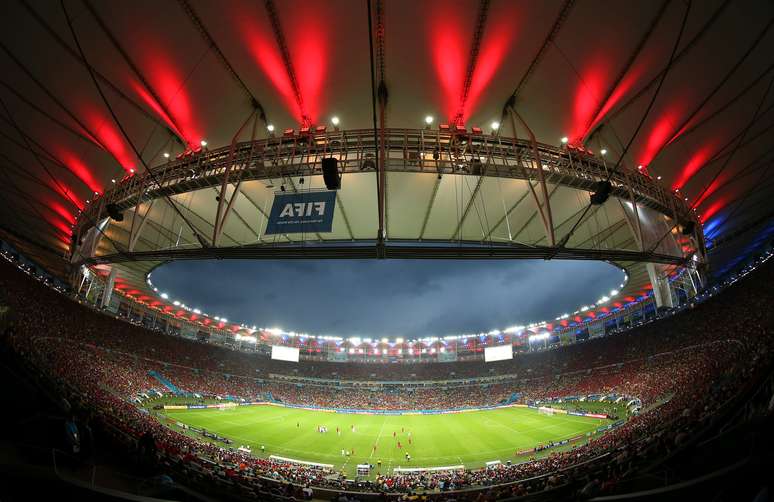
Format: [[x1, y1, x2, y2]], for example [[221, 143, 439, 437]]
[[283, 128, 295, 136], [315, 125, 327, 134], [454, 124, 466, 133], [439, 123, 450, 131], [299, 126, 311, 134], [471, 126, 483, 134]]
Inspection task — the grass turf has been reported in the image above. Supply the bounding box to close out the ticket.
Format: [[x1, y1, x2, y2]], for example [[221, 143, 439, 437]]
[[161, 405, 613, 477]]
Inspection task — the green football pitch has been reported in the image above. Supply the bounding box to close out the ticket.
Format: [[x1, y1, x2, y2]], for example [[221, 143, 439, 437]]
[[161, 405, 613, 477]]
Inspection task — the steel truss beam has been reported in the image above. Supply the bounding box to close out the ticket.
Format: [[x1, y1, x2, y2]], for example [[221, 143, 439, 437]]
[[73, 128, 700, 263], [83, 241, 685, 266]]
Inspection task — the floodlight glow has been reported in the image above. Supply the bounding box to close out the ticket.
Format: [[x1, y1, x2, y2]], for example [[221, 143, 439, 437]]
[[160, 293, 168, 299], [267, 124, 275, 132], [172, 300, 180, 306], [163, 152, 170, 158], [610, 290, 618, 296], [425, 115, 434, 125], [331, 116, 340, 126], [200, 139, 207, 146], [561, 136, 569, 144], [491, 121, 500, 130], [529, 333, 550, 343], [350, 337, 361, 345], [396, 337, 404, 344], [600, 148, 607, 155]]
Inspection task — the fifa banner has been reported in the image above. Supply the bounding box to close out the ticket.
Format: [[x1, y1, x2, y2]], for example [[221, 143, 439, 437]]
[[265, 191, 336, 235]]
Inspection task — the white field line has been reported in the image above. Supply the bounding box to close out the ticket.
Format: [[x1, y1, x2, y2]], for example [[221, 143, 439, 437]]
[[370, 416, 388, 459]]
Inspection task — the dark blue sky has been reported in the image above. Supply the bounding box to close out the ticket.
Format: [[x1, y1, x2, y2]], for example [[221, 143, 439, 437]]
[[152, 259, 624, 337]]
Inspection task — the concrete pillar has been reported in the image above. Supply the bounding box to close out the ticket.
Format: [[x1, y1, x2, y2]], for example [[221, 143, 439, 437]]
[[646, 263, 674, 309], [101, 267, 117, 309]]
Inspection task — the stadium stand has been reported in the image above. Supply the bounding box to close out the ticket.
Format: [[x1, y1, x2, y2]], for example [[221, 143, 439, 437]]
[[1, 256, 773, 500]]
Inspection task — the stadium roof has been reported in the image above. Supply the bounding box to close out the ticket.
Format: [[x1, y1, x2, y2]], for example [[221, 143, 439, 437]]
[[1, 0, 773, 311]]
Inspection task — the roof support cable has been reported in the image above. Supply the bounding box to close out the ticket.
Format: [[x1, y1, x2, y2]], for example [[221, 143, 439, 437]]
[[551, 0, 692, 258], [581, 0, 670, 143], [177, 0, 269, 125], [0, 96, 129, 262], [366, 0, 385, 248], [61, 0, 209, 249], [499, 0, 575, 127], [648, 72, 774, 254], [17, 0, 182, 144], [601, 0, 731, 125], [454, 0, 491, 125], [648, 17, 774, 164]]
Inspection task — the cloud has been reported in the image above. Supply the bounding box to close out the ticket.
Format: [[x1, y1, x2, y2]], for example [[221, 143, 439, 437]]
[[153, 259, 623, 336]]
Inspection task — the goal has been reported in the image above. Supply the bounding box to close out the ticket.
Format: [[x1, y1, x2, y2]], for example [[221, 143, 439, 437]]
[[538, 406, 556, 416]]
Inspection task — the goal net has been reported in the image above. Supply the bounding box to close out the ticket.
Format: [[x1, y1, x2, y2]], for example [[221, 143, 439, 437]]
[[538, 406, 556, 416]]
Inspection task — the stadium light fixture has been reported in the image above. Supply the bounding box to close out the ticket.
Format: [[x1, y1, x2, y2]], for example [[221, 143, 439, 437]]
[[600, 148, 607, 155], [267, 124, 275, 132], [173, 300, 180, 306], [610, 290, 619, 296], [200, 139, 207, 147], [491, 121, 500, 130], [331, 116, 340, 126], [396, 337, 404, 344], [425, 115, 434, 125], [163, 152, 170, 158], [160, 293, 169, 299], [561, 136, 569, 144]]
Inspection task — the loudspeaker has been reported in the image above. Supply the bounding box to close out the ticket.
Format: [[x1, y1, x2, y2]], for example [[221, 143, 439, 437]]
[[106, 203, 124, 222], [322, 157, 340, 190], [681, 221, 696, 236], [590, 180, 612, 205]]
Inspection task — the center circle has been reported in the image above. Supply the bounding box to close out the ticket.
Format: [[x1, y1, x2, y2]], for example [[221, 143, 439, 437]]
[[151, 259, 624, 336]]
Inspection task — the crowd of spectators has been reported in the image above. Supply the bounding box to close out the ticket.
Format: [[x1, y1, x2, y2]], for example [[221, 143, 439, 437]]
[[1, 256, 772, 499]]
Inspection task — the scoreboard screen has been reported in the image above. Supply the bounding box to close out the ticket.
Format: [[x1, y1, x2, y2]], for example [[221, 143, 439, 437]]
[[484, 344, 513, 362], [271, 345, 300, 362]]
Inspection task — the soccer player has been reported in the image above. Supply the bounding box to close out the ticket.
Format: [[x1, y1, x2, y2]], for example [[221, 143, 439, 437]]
[[261, 445, 265, 453], [409, 437, 412, 445], [393, 431, 396, 438]]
